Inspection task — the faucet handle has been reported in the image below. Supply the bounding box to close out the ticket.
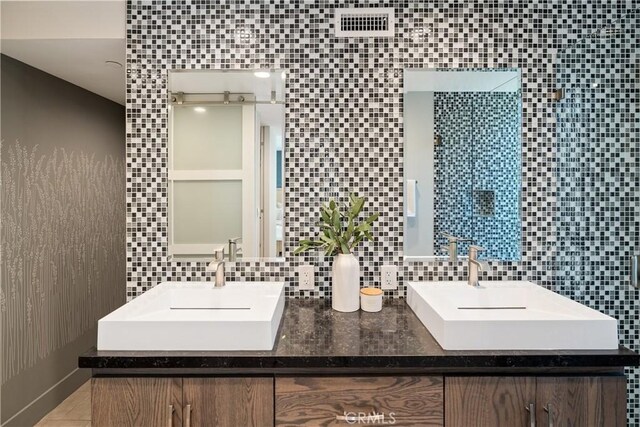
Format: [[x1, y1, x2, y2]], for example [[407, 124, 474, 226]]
[[229, 237, 242, 244], [468, 245, 485, 257], [441, 232, 473, 243], [441, 232, 456, 242], [213, 247, 226, 261]]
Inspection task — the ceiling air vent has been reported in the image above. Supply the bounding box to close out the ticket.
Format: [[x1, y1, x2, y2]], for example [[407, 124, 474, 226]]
[[334, 8, 395, 37]]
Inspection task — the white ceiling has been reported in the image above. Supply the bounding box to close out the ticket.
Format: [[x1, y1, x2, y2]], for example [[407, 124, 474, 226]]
[[1, 0, 126, 105], [404, 69, 521, 93]]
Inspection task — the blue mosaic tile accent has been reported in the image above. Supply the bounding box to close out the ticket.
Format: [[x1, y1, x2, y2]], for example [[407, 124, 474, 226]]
[[433, 91, 521, 261]]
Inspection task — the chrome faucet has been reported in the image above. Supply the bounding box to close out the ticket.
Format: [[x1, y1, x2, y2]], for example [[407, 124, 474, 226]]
[[228, 237, 242, 261], [440, 232, 473, 262], [206, 248, 226, 287], [468, 245, 486, 287]]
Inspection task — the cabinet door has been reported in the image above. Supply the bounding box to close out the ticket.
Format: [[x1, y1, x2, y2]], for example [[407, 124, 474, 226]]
[[445, 377, 536, 427], [183, 377, 274, 427], [92, 377, 182, 427], [536, 376, 626, 427], [276, 376, 443, 426]]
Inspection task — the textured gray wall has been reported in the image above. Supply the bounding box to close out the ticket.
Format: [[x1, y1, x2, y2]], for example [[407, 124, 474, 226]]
[[0, 55, 126, 425]]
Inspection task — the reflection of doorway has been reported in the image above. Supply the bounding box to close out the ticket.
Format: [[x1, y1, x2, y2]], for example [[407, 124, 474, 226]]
[[168, 100, 257, 258]]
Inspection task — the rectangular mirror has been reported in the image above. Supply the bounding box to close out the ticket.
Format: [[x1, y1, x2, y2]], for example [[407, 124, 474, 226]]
[[403, 69, 522, 261], [168, 70, 285, 260]]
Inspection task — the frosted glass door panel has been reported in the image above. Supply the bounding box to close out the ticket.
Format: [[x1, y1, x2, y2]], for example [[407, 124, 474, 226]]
[[172, 181, 242, 244], [172, 106, 243, 170]]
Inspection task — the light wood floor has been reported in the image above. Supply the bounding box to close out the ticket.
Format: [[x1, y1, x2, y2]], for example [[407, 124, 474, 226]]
[[35, 381, 91, 427]]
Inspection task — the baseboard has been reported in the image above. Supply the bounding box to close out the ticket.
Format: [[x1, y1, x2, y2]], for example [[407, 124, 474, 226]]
[[1, 368, 90, 427]]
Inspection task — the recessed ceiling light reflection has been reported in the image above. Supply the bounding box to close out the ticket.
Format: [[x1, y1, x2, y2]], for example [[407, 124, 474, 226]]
[[254, 71, 271, 79], [194, 107, 207, 113]]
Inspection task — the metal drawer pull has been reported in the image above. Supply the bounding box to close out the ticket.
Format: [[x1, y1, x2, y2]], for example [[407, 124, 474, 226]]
[[168, 404, 174, 427], [185, 404, 192, 427], [525, 403, 536, 427], [544, 403, 554, 427], [336, 413, 384, 423]]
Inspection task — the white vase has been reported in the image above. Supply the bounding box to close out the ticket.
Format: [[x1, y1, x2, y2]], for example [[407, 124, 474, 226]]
[[331, 253, 360, 312]]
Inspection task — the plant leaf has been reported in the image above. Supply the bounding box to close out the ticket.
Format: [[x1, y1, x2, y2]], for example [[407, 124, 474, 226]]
[[364, 212, 379, 224], [293, 245, 309, 255], [320, 207, 331, 223], [332, 209, 341, 230], [350, 196, 365, 219], [295, 194, 379, 257], [344, 219, 355, 242], [356, 222, 371, 233]]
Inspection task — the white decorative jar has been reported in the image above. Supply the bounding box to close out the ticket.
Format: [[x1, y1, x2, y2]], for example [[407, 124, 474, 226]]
[[360, 287, 383, 312], [331, 253, 360, 312]]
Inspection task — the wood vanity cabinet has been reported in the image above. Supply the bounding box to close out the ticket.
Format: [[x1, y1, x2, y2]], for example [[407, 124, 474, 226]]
[[445, 376, 627, 427], [91, 377, 183, 427], [183, 378, 273, 427], [91, 374, 627, 426], [275, 376, 444, 426], [91, 377, 273, 427]]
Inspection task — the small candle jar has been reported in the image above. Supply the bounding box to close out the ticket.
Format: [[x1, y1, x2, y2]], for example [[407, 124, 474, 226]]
[[360, 287, 383, 312]]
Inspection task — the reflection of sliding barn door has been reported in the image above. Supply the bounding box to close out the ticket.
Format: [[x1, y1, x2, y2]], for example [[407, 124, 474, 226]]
[[169, 102, 256, 258]]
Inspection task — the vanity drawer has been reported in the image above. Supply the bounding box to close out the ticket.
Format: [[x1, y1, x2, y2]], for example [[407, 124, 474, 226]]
[[275, 376, 443, 426]]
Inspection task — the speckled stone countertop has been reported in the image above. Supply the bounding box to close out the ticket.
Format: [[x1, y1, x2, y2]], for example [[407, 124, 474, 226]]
[[79, 300, 639, 374]]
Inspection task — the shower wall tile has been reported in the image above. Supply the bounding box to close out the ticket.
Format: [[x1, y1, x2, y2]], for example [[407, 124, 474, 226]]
[[126, 1, 638, 422], [555, 9, 640, 423], [432, 91, 521, 261]]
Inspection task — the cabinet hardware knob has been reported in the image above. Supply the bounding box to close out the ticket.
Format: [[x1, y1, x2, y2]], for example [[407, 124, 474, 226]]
[[525, 403, 536, 427], [544, 403, 554, 427], [168, 404, 175, 427]]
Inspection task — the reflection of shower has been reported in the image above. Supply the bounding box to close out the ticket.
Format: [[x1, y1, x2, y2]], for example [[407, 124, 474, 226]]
[[591, 26, 624, 38], [554, 10, 639, 100]]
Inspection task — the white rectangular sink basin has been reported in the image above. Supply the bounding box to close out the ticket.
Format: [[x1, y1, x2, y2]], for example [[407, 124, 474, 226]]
[[97, 281, 285, 351], [407, 281, 618, 350]]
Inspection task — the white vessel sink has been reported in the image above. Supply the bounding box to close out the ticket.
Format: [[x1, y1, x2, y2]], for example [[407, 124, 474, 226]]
[[97, 281, 285, 351], [407, 281, 618, 350]]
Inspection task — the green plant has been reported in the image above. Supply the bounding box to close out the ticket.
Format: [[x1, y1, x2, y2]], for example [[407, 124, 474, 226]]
[[294, 193, 379, 256]]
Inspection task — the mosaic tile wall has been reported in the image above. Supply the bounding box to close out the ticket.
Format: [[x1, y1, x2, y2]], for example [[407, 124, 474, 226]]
[[556, 8, 639, 421], [126, 1, 638, 422], [433, 92, 521, 260]]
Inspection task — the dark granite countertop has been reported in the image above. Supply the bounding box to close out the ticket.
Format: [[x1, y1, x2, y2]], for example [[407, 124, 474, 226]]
[[79, 300, 639, 374]]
